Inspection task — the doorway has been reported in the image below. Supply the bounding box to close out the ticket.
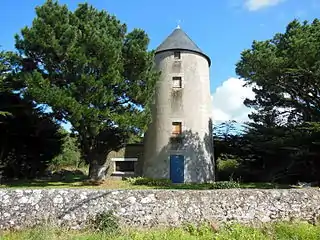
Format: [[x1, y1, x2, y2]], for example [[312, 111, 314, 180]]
[[170, 154, 184, 183]]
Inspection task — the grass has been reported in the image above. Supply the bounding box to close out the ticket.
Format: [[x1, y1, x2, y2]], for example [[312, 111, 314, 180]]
[[1, 221, 320, 240], [0, 177, 155, 190], [0, 178, 290, 190], [0, 167, 293, 190]]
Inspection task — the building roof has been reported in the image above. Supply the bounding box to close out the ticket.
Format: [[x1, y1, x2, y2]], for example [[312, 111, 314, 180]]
[[155, 27, 211, 66]]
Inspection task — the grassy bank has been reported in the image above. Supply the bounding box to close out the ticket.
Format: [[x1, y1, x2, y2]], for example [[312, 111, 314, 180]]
[[1, 221, 320, 240]]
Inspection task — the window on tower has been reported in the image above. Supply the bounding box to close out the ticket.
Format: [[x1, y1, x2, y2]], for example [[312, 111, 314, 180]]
[[172, 76, 182, 88], [171, 122, 182, 137], [174, 51, 181, 59]]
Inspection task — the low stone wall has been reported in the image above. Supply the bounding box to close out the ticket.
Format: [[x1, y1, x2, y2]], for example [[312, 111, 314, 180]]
[[1, 189, 320, 230]]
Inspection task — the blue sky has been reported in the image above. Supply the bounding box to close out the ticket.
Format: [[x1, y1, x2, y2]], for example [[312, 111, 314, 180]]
[[1, 0, 319, 124]]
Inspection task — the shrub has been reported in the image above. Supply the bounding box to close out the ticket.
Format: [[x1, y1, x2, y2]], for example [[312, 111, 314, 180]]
[[50, 130, 81, 169], [90, 210, 120, 234], [217, 158, 240, 181], [183, 222, 214, 236], [126, 177, 172, 186], [209, 180, 241, 189], [218, 158, 239, 170]]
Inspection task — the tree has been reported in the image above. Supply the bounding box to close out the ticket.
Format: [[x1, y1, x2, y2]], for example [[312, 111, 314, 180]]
[[213, 121, 244, 181], [51, 128, 81, 169], [234, 18, 320, 184], [0, 49, 21, 116], [236, 18, 320, 125], [0, 92, 65, 179], [1, 42, 64, 181], [213, 120, 243, 161], [14, 0, 158, 180]]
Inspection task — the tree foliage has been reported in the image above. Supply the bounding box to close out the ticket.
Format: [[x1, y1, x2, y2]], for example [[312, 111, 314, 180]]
[[4, 2, 320, 184], [0, 44, 64, 180], [51, 129, 81, 169], [216, 18, 320, 184], [236, 18, 320, 124], [0, 92, 65, 179], [0, 49, 20, 116], [14, 0, 158, 180]]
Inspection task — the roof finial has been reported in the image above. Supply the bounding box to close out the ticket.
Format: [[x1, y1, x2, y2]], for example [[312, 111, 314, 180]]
[[176, 20, 181, 29]]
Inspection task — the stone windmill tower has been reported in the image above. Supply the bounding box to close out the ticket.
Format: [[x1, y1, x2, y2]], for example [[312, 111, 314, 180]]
[[142, 26, 215, 183]]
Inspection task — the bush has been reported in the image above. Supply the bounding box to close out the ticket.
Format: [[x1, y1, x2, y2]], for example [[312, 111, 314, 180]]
[[125, 177, 242, 189], [209, 180, 241, 189], [50, 130, 81, 169], [218, 159, 239, 170], [126, 177, 172, 186], [90, 210, 120, 234], [183, 222, 214, 236], [217, 158, 240, 181]]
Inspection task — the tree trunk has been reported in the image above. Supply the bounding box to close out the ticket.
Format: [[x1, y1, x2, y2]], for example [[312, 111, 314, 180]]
[[88, 162, 107, 181], [88, 153, 109, 182]]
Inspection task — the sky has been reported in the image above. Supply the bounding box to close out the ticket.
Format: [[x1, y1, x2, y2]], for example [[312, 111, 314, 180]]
[[1, 0, 320, 125]]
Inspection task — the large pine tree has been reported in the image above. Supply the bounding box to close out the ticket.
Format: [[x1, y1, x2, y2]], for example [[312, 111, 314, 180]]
[[14, 0, 158, 180], [236, 19, 320, 125], [234, 18, 320, 183]]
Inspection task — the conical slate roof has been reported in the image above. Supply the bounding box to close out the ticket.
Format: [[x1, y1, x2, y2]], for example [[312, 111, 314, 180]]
[[155, 27, 211, 66]]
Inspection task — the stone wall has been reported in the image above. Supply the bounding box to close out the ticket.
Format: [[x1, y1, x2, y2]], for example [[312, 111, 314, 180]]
[[1, 189, 320, 230]]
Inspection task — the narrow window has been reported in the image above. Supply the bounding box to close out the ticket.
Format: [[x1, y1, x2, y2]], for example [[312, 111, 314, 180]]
[[115, 161, 135, 172], [172, 76, 182, 88], [174, 51, 181, 59], [111, 157, 138, 175], [172, 122, 182, 137]]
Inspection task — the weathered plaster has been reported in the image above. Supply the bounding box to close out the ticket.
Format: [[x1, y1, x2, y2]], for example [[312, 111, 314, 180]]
[[142, 50, 214, 183]]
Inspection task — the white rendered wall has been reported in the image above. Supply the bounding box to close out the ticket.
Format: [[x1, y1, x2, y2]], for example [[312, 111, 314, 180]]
[[142, 50, 215, 183]]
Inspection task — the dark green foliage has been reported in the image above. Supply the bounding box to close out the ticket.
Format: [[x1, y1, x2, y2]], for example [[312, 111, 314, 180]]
[[90, 210, 120, 234], [125, 177, 243, 189], [1, 48, 76, 179], [0, 49, 21, 117], [183, 223, 214, 236], [0, 49, 21, 91], [126, 177, 172, 186], [1, 49, 65, 179], [209, 180, 241, 189], [214, 18, 320, 184], [51, 129, 81, 169], [236, 18, 320, 124], [0, 93, 64, 179], [239, 122, 320, 183], [216, 158, 240, 181], [214, 121, 320, 184], [14, 0, 158, 180]]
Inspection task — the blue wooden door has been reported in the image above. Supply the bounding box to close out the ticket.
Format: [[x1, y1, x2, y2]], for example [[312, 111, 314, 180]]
[[170, 155, 184, 183]]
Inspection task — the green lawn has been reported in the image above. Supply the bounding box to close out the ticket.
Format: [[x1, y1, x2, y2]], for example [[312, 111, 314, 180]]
[[0, 168, 294, 190], [0, 178, 291, 190], [0, 178, 155, 190], [1, 221, 320, 240]]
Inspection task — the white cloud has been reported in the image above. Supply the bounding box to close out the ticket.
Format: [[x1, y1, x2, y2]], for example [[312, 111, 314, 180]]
[[245, 0, 285, 11], [211, 77, 255, 124]]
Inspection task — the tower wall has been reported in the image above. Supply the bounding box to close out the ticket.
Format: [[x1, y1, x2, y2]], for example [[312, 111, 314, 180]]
[[142, 50, 215, 183]]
